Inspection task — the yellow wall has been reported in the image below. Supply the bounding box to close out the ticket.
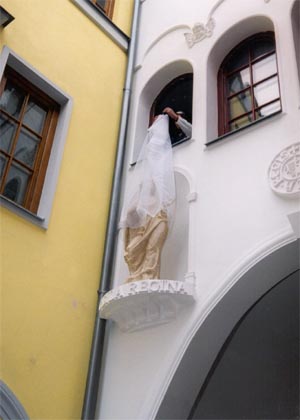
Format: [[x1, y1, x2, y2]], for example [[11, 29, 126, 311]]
[[0, 0, 133, 418]]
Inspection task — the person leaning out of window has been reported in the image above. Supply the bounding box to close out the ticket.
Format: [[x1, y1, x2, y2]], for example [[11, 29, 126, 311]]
[[163, 107, 192, 138]]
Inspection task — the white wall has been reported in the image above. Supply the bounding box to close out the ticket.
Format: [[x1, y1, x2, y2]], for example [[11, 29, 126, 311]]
[[97, 0, 300, 418]]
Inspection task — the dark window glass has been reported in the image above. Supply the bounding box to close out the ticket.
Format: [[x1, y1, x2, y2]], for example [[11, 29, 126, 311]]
[[0, 67, 59, 212], [150, 73, 193, 146]]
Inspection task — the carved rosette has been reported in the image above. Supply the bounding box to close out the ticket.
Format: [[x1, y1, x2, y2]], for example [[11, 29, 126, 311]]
[[268, 142, 300, 198], [99, 279, 195, 332]]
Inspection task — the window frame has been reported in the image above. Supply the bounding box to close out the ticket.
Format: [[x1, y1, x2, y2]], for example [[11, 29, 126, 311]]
[[90, 0, 115, 19], [218, 32, 282, 136], [0, 46, 73, 229], [0, 67, 60, 213]]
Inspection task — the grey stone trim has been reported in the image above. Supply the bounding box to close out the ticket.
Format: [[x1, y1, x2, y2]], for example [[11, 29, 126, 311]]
[[0, 381, 29, 420], [70, 0, 129, 51]]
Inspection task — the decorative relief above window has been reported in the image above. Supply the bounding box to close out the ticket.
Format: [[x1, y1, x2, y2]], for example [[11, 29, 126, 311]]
[[268, 142, 300, 198], [184, 0, 225, 47]]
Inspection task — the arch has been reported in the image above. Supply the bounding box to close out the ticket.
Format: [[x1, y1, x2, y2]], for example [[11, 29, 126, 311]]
[[206, 15, 275, 141], [131, 60, 194, 162], [142, 24, 191, 63], [0, 381, 29, 420], [156, 239, 299, 419]]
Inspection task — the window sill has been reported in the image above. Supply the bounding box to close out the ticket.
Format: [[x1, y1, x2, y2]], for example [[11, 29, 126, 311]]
[[71, 0, 129, 51], [1, 195, 46, 228], [205, 110, 283, 147], [173, 135, 192, 148]]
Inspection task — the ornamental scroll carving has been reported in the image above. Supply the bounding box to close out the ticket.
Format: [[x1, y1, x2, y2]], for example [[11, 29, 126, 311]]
[[184, 0, 271, 48], [184, 0, 225, 48], [268, 142, 300, 198], [184, 19, 215, 48]]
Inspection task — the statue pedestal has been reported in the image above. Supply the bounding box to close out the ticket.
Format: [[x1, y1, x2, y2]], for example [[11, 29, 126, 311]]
[[99, 279, 196, 333]]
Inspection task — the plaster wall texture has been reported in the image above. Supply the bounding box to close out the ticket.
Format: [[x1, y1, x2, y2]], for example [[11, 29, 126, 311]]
[[98, 0, 300, 419], [0, 0, 133, 418]]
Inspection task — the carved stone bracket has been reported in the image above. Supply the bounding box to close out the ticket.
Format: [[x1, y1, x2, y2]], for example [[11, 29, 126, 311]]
[[268, 142, 300, 198], [99, 279, 196, 332]]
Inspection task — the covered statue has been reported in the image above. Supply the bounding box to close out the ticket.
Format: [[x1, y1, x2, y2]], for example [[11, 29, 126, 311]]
[[119, 114, 175, 283]]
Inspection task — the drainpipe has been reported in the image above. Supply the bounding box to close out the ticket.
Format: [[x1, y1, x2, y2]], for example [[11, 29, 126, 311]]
[[81, 1, 142, 418]]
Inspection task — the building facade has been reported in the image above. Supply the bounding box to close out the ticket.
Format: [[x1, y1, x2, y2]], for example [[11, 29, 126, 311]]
[[97, 0, 300, 419], [0, 0, 133, 418]]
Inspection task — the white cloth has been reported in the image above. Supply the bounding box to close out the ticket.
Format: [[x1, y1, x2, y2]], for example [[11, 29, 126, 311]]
[[119, 114, 175, 229], [177, 116, 192, 138]]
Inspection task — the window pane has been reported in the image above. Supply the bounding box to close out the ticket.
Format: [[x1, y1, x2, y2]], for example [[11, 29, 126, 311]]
[[0, 80, 26, 119], [258, 100, 281, 118], [253, 54, 277, 83], [228, 89, 252, 120], [229, 113, 253, 131], [0, 115, 17, 153], [0, 154, 8, 182], [225, 47, 249, 73], [227, 68, 251, 95], [3, 162, 30, 204], [14, 128, 40, 168], [252, 37, 275, 59], [96, 0, 106, 10], [254, 76, 280, 107], [23, 99, 47, 134], [152, 73, 193, 145]]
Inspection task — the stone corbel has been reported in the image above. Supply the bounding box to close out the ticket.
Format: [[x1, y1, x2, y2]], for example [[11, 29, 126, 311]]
[[99, 279, 196, 332]]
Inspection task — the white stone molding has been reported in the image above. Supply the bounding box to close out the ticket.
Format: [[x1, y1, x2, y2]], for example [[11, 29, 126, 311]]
[[184, 0, 225, 48], [187, 192, 198, 203], [288, 211, 300, 238], [141, 24, 191, 63], [99, 279, 196, 333], [268, 142, 300, 198], [174, 166, 196, 194]]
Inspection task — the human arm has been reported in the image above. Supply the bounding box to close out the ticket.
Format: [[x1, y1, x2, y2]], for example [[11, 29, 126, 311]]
[[176, 116, 192, 137]]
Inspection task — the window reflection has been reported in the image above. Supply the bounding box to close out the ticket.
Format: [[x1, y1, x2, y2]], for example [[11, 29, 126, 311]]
[[218, 32, 281, 135]]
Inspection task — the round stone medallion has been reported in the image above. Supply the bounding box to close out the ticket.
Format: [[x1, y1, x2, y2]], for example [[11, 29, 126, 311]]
[[268, 142, 300, 198]]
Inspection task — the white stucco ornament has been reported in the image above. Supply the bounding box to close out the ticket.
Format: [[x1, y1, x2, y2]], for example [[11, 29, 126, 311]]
[[184, 19, 215, 48], [99, 279, 196, 333], [268, 142, 300, 198]]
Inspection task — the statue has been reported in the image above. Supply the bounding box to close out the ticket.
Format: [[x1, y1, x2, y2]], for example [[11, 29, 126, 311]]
[[119, 114, 175, 283]]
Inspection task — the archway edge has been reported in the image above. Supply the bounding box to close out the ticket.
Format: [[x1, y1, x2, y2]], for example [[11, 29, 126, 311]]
[[156, 239, 300, 420]]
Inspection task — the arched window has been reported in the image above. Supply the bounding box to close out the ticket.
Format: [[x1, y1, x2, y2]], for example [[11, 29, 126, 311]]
[[150, 73, 193, 146], [218, 32, 281, 136]]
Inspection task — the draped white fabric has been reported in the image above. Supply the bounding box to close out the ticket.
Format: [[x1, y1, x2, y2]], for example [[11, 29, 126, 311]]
[[119, 114, 175, 229]]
